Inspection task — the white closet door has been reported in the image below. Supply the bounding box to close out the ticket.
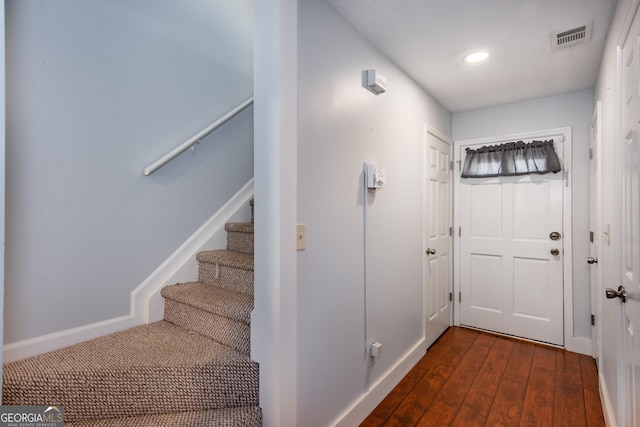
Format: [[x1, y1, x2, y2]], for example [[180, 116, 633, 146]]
[[424, 130, 452, 348]]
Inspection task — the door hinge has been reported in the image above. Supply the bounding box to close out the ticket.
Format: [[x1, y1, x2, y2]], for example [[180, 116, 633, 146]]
[[589, 148, 594, 160], [449, 226, 453, 236], [450, 160, 453, 170], [459, 226, 461, 237], [590, 231, 594, 243], [459, 292, 461, 303], [449, 292, 453, 302], [591, 314, 595, 326]]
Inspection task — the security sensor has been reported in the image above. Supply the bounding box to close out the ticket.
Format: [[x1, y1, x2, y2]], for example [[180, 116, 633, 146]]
[[363, 69, 387, 95]]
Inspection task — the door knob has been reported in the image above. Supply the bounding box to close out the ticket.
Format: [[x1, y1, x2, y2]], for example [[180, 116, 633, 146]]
[[605, 285, 626, 303], [587, 257, 598, 264], [550, 248, 560, 256], [426, 248, 436, 255]]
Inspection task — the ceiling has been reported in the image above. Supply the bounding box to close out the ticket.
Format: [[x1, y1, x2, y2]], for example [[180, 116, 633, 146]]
[[327, 0, 617, 112]]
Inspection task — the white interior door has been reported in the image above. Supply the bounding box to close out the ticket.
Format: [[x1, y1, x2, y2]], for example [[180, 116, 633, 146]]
[[618, 12, 640, 425], [589, 101, 602, 365], [424, 129, 452, 348], [458, 140, 564, 346]]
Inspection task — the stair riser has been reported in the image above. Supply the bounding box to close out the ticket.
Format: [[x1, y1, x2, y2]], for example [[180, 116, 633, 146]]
[[198, 264, 253, 295], [164, 300, 250, 355], [3, 362, 259, 423], [226, 231, 254, 254]]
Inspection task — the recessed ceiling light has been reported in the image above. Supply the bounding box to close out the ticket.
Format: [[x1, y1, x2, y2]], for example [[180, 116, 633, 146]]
[[464, 51, 490, 63]]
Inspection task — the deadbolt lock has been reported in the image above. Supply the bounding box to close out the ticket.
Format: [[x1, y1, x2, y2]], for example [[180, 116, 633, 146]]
[[549, 231, 561, 241]]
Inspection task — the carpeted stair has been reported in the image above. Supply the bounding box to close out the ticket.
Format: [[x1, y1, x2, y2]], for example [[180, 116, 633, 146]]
[[2, 200, 260, 426]]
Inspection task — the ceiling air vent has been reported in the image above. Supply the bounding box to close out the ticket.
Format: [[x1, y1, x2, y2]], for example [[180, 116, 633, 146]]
[[551, 21, 592, 51]]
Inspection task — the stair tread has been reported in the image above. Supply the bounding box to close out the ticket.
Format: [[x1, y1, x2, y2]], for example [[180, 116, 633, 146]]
[[225, 222, 254, 233], [196, 250, 253, 271], [3, 321, 251, 374], [162, 282, 253, 324], [66, 407, 261, 427]]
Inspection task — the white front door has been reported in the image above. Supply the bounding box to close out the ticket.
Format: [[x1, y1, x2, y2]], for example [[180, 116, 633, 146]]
[[618, 10, 640, 424], [424, 128, 452, 348], [458, 140, 565, 346]]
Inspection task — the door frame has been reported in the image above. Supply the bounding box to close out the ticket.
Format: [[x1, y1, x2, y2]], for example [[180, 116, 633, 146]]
[[452, 127, 576, 351], [423, 125, 453, 345], [589, 101, 603, 367]]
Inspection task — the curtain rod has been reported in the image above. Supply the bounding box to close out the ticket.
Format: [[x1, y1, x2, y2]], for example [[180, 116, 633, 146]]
[[463, 133, 565, 147]]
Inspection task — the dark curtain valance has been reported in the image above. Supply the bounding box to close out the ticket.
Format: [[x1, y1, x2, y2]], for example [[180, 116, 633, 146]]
[[461, 140, 561, 178]]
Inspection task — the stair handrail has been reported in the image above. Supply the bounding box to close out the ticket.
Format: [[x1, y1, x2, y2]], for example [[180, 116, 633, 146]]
[[144, 96, 254, 176]]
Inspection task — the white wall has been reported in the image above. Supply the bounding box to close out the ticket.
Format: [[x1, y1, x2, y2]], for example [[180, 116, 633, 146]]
[[296, 1, 451, 425], [593, 0, 635, 424], [453, 89, 593, 342], [4, 0, 253, 344]]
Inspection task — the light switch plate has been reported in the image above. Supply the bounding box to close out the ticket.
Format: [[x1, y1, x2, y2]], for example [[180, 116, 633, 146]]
[[297, 224, 306, 250]]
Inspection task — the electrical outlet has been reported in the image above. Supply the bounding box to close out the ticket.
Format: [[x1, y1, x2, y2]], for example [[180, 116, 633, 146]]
[[297, 224, 306, 250]]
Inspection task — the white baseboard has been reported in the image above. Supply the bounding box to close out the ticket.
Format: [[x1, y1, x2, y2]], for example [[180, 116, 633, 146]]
[[332, 339, 427, 427], [567, 336, 593, 356], [3, 179, 254, 363], [599, 371, 617, 427], [3, 315, 138, 363]]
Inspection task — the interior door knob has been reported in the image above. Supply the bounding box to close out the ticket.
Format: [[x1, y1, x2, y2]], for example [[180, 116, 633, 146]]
[[550, 248, 560, 256], [426, 248, 436, 255], [587, 257, 598, 264], [605, 285, 626, 303]]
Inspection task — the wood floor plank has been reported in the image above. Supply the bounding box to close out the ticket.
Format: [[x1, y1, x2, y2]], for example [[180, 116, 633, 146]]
[[584, 387, 606, 427], [554, 384, 587, 427], [416, 333, 496, 427], [519, 345, 557, 427], [483, 338, 535, 426], [556, 350, 583, 387], [579, 355, 605, 427], [530, 344, 558, 370], [449, 337, 515, 427], [579, 355, 599, 390], [381, 329, 479, 427], [554, 351, 587, 427]]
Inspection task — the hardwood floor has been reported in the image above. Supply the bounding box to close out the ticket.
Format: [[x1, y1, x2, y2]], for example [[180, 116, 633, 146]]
[[361, 327, 606, 427]]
